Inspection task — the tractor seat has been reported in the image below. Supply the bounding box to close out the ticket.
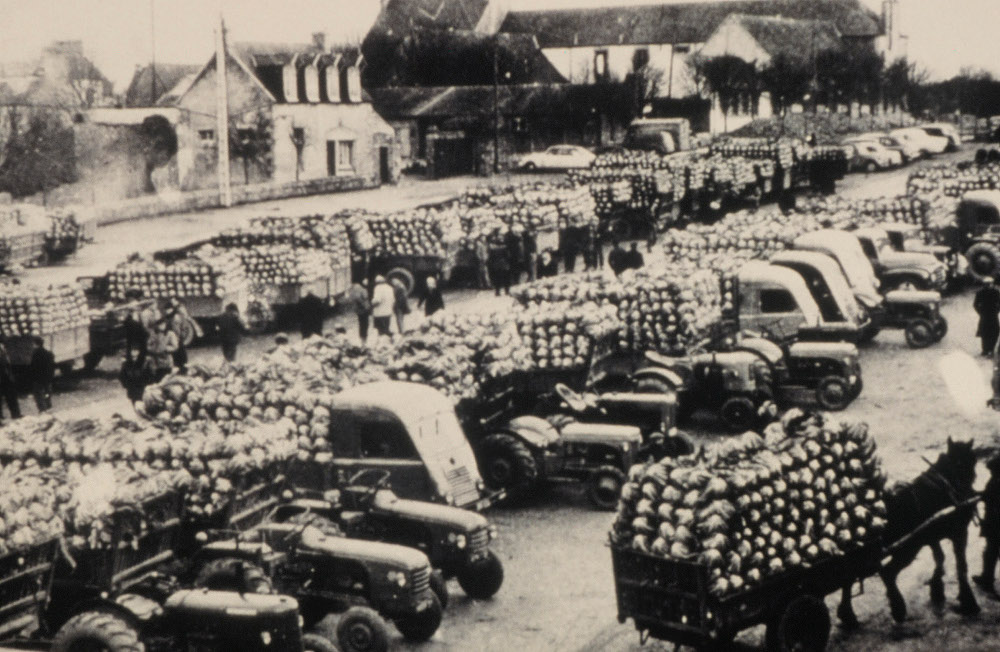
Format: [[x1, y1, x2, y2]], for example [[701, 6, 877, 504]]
[[559, 421, 642, 445]]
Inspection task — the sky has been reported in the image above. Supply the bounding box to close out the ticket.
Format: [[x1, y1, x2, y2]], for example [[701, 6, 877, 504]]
[[0, 0, 996, 92]]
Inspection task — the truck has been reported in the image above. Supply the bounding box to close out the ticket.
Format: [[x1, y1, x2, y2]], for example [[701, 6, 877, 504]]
[[876, 222, 964, 288], [623, 118, 691, 155], [852, 226, 949, 292], [942, 190, 1000, 281], [793, 230, 947, 348]]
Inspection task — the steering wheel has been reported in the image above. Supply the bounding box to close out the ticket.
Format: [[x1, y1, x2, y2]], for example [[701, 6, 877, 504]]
[[555, 383, 589, 413]]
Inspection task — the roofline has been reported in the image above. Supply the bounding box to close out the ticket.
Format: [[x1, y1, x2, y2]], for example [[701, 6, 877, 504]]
[[174, 48, 277, 107]]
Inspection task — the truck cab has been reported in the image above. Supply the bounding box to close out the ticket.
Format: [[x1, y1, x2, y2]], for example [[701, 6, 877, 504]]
[[853, 226, 948, 292], [290, 381, 498, 512], [879, 222, 963, 284], [623, 118, 691, 155], [736, 261, 861, 343], [952, 190, 1000, 280], [769, 250, 869, 332]]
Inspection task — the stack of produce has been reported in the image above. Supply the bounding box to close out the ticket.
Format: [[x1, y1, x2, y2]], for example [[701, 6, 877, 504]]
[[212, 215, 352, 267], [456, 206, 509, 251], [333, 210, 378, 256], [592, 150, 670, 171], [414, 311, 533, 382], [712, 138, 795, 169], [226, 245, 331, 287], [567, 168, 638, 216], [513, 266, 722, 354], [0, 462, 65, 555], [0, 283, 89, 336], [796, 195, 928, 228], [47, 209, 85, 242], [610, 410, 887, 597], [514, 301, 620, 370], [107, 250, 246, 301], [660, 209, 824, 264], [364, 205, 462, 258]]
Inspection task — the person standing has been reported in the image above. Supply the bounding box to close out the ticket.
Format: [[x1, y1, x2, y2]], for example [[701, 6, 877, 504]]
[[217, 303, 248, 363], [488, 246, 511, 296], [165, 300, 201, 373], [0, 338, 20, 423], [419, 275, 445, 317], [390, 277, 411, 334], [297, 290, 326, 339], [345, 280, 371, 344], [475, 238, 492, 290], [975, 277, 1000, 356], [123, 306, 148, 359], [505, 228, 524, 285], [974, 453, 1000, 598], [625, 242, 645, 271], [608, 240, 628, 276], [27, 337, 55, 413], [119, 352, 150, 405], [371, 275, 395, 339], [146, 320, 178, 381], [537, 250, 559, 278], [523, 231, 538, 283]]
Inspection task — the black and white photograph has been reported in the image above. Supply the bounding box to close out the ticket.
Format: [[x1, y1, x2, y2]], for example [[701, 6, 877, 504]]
[[0, 0, 998, 649]]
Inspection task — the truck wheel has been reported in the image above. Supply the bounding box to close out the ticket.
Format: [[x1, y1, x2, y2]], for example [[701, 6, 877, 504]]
[[51, 611, 143, 652], [336, 607, 390, 652], [83, 351, 103, 373], [457, 550, 504, 599], [719, 396, 756, 432], [195, 557, 273, 594], [430, 569, 449, 610], [587, 466, 626, 510], [478, 433, 539, 499], [394, 592, 442, 641], [386, 267, 415, 295], [766, 595, 831, 652], [933, 316, 949, 341], [303, 633, 340, 652], [965, 242, 1000, 281], [904, 319, 936, 349], [816, 376, 851, 411]]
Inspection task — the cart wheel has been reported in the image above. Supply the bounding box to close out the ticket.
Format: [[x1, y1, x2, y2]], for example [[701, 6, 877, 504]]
[[767, 595, 831, 652], [904, 318, 935, 349], [386, 267, 415, 295], [719, 396, 756, 432], [816, 375, 851, 411], [587, 466, 626, 510]]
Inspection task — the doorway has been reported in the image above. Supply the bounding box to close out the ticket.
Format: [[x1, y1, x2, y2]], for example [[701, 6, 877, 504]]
[[379, 147, 390, 183], [326, 141, 336, 176]]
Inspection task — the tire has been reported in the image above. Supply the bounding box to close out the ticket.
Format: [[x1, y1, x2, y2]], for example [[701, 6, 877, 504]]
[[965, 242, 1000, 281], [194, 557, 273, 594], [865, 160, 878, 173], [933, 316, 948, 341], [51, 611, 143, 652], [457, 550, 505, 599], [430, 570, 449, 611], [719, 396, 756, 432], [83, 352, 103, 373], [394, 592, 442, 642], [303, 633, 341, 652], [904, 318, 936, 349], [523, 162, 537, 171], [816, 375, 851, 411], [767, 594, 831, 652], [587, 466, 626, 510], [478, 433, 539, 499], [336, 606, 390, 652], [386, 267, 415, 296]]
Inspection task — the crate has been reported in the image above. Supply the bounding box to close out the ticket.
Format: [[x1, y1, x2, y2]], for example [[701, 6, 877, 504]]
[[0, 540, 57, 635]]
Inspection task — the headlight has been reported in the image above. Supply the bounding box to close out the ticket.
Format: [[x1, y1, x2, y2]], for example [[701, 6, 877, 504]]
[[848, 375, 857, 385], [387, 570, 407, 587], [488, 525, 498, 540], [447, 532, 468, 549], [444, 492, 455, 505], [260, 631, 272, 646]]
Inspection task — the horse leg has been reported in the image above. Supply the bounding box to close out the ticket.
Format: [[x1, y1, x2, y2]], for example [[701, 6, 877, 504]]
[[928, 541, 946, 604], [952, 530, 981, 615], [881, 551, 913, 623], [836, 582, 860, 630]]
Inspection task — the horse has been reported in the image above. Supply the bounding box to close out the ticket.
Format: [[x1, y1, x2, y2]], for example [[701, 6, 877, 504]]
[[837, 436, 980, 628]]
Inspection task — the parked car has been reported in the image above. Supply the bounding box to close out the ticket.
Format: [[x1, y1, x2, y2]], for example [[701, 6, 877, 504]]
[[890, 127, 950, 156], [843, 139, 903, 171], [917, 122, 962, 150], [854, 132, 921, 163], [516, 145, 595, 171]]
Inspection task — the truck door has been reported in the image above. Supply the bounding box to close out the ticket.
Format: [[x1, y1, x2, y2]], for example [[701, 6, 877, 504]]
[[739, 284, 806, 342], [324, 408, 434, 502]]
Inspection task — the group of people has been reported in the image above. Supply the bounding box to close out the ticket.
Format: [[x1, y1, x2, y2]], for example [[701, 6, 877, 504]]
[[345, 274, 445, 344], [0, 336, 55, 423], [607, 240, 646, 276]]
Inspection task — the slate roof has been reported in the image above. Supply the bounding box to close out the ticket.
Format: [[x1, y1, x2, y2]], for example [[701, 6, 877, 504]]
[[500, 0, 881, 48], [124, 63, 201, 107], [370, 0, 492, 35], [732, 14, 842, 61]]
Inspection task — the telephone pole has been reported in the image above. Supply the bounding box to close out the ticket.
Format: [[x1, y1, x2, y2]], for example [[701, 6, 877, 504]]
[[215, 10, 233, 207], [149, 0, 157, 103]]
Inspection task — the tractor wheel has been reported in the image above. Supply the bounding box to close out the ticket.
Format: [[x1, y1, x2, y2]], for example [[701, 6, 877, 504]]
[[394, 592, 442, 642], [766, 595, 831, 652], [430, 570, 449, 611], [386, 267, 415, 296], [457, 550, 505, 599], [965, 242, 1000, 281], [816, 375, 851, 411], [195, 557, 273, 594], [933, 316, 949, 341], [51, 611, 143, 652], [587, 466, 626, 510], [719, 396, 757, 432], [303, 633, 340, 652], [478, 433, 539, 500], [904, 318, 936, 349], [336, 607, 390, 652]]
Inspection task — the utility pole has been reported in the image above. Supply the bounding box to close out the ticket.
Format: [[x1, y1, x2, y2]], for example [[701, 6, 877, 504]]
[[492, 33, 500, 175], [215, 9, 233, 207], [150, 0, 157, 103]]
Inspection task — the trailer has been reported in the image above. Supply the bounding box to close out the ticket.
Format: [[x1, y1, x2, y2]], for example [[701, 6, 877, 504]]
[[0, 231, 47, 271], [610, 541, 879, 650], [0, 540, 59, 641], [83, 298, 157, 371], [6, 325, 90, 376]]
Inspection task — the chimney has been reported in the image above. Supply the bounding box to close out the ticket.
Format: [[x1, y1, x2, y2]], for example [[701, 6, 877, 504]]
[[312, 32, 327, 50]]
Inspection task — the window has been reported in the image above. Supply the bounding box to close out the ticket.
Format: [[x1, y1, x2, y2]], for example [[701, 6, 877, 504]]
[[337, 140, 354, 171], [760, 289, 798, 313], [198, 129, 215, 142], [594, 50, 608, 79], [674, 44, 691, 54], [329, 410, 419, 459], [292, 127, 305, 146]]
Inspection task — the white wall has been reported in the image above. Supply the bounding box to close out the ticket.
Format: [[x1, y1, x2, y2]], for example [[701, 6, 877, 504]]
[[699, 19, 772, 67]]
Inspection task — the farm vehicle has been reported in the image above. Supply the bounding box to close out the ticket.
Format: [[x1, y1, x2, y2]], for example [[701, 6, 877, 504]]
[[941, 190, 1000, 281], [852, 226, 949, 292]]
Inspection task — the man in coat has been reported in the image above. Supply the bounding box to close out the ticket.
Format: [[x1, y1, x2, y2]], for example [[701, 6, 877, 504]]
[[297, 291, 326, 339], [975, 277, 1000, 356], [419, 275, 445, 317], [0, 338, 20, 423], [345, 280, 371, 343], [217, 303, 248, 363], [370, 275, 396, 338], [608, 240, 628, 276], [27, 337, 55, 412], [389, 277, 411, 334]]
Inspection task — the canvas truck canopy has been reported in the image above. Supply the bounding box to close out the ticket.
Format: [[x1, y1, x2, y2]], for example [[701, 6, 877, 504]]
[[770, 250, 863, 325], [794, 230, 882, 308]]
